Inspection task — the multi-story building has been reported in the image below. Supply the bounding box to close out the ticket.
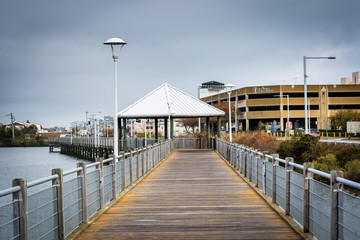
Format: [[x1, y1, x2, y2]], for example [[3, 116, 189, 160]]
[[201, 72, 360, 131]]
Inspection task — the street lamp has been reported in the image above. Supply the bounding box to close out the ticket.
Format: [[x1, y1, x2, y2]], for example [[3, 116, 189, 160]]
[[274, 94, 290, 132], [308, 99, 315, 131], [303, 56, 335, 134], [198, 86, 201, 133], [225, 84, 234, 142], [104, 38, 127, 160]]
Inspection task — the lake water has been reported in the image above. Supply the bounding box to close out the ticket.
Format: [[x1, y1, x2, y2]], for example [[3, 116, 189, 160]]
[[0, 147, 90, 191]]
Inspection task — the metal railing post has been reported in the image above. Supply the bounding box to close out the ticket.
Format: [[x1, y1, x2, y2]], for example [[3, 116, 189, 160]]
[[77, 162, 87, 222], [285, 157, 294, 215], [262, 152, 269, 193], [52, 168, 65, 240], [141, 147, 145, 176], [235, 145, 239, 170], [120, 152, 126, 191], [96, 158, 104, 209], [330, 170, 343, 240], [136, 148, 140, 180], [248, 148, 254, 182], [12, 178, 28, 240], [272, 154, 279, 203], [111, 155, 117, 198], [303, 162, 313, 232], [254, 150, 259, 187], [145, 147, 148, 173], [129, 151, 133, 185], [239, 146, 243, 174]]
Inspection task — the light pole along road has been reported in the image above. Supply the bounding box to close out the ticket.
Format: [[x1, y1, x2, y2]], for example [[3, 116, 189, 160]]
[[225, 84, 234, 142], [303, 56, 335, 134]]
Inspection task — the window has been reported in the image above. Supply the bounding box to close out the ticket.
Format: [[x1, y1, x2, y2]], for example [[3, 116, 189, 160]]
[[328, 92, 360, 97], [283, 92, 319, 98], [329, 105, 360, 110], [248, 93, 278, 99], [238, 95, 245, 100], [283, 105, 319, 110], [248, 106, 280, 111]]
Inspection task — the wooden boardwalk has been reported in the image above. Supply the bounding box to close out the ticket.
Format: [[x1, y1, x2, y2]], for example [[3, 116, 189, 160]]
[[76, 150, 302, 239]]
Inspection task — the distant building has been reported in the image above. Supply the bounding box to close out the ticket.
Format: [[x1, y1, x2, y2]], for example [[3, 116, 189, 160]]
[[341, 71, 360, 85], [199, 81, 225, 98], [201, 73, 360, 131], [5, 121, 44, 134]]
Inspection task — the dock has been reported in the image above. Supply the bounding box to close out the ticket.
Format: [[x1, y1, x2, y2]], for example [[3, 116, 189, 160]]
[[76, 149, 301, 239]]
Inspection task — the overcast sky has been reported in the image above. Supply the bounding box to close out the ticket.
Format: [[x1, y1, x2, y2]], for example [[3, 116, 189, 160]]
[[0, 0, 359, 128]]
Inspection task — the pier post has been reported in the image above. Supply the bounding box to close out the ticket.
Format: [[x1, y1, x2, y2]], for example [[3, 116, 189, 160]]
[[303, 162, 313, 232], [254, 150, 258, 187], [248, 147, 254, 182], [285, 157, 294, 215], [239, 146, 243, 174], [110, 154, 117, 198], [141, 147, 145, 176], [12, 178, 28, 240], [129, 151, 133, 185], [52, 169, 65, 240], [77, 162, 88, 222], [136, 148, 140, 179], [262, 152, 269, 193], [330, 170, 343, 240], [96, 158, 104, 209], [272, 154, 279, 203], [120, 151, 125, 191]]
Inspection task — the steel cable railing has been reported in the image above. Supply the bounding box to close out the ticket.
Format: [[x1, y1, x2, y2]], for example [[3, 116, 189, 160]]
[[0, 140, 172, 240], [215, 138, 360, 240]]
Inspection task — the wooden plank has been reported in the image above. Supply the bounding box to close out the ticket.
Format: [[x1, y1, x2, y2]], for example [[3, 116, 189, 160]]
[[76, 150, 302, 240]]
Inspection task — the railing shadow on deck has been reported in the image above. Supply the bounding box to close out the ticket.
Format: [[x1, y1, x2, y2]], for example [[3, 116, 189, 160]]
[[0, 140, 172, 240], [216, 138, 360, 240]]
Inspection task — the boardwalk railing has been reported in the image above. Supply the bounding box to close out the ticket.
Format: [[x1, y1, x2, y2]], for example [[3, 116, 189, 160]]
[[49, 137, 164, 149], [0, 140, 172, 240], [216, 138, 360, 240], [172, 138, 212, 149]]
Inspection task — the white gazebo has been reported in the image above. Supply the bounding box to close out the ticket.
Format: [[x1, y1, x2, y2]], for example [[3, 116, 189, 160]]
[[117, 83, 225, 147]]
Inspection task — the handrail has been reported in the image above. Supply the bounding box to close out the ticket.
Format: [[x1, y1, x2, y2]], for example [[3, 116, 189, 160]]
[[0, 186, 21, 197], [27, 175, 58, 188], [215, 137, 360, 240], [0, 139, 173, 240], [216, 138, 359, 189]]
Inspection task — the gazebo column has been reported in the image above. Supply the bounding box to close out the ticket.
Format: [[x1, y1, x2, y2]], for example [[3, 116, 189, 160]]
[[206, 117, 210, 149], [170, 117, 174, 139], [154, 118, 158, 141], [217, 116, 221, 138], [122, 118, 127, 144], [164, 118, 168, 139], [119, 117, 122, 139]]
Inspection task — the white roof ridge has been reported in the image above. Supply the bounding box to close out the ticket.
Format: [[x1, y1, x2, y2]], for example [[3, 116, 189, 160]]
[[118, 83, 225, 118]]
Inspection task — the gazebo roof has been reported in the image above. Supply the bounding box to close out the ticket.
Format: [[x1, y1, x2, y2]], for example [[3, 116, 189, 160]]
[[118, 83, 225, 118]]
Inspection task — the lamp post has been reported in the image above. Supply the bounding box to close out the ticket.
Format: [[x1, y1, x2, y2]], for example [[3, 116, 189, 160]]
[[198, 86, 201, 133], [308, 99, 315, 131], [274, 94, 290, 131], [225, 84, 234, 142], [104, 38, 127, 160], [303, 56, 335, 134]]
